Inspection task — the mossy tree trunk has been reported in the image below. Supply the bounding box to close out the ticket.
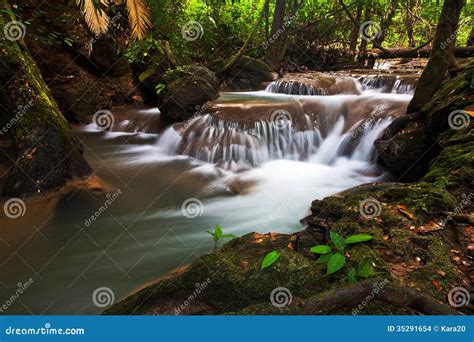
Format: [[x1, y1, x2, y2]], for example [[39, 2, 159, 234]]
[[0, 1, 92, 198], [407, 0, 465, 113]]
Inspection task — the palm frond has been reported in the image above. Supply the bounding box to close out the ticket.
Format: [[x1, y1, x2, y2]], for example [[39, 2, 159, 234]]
[[125, 0, 152, 40], [77, 0, 110, 36]]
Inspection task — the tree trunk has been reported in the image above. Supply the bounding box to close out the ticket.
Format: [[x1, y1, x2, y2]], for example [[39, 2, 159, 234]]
[[407, 0, 466, 113], [356, 1, 372, 64], [0, 2, 93, 197], [266, 0, 287, 70], [349, 2, 363, 52]]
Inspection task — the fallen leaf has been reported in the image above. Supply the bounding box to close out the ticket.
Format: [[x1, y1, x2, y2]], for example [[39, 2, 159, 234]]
[[397, 205, 415, 220], [431, 279, 443, 291], [437, 270, 446, 277]]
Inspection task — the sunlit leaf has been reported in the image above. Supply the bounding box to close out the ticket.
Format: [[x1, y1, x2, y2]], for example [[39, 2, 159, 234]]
[[310, 245, 332, 254], [261, 250, 281, 269], [345, 234, 373, 244]]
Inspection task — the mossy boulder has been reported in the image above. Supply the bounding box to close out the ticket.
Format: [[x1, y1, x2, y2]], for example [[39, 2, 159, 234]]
[[158, 65, 219, 123], [216, 56, 276, 91], [422, 128, 474, 197], [106, 180, 462, 315], [375, 58, 474, 182]]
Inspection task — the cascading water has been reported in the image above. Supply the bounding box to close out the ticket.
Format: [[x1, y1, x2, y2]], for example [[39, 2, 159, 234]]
[[0, 72, 414, 314]]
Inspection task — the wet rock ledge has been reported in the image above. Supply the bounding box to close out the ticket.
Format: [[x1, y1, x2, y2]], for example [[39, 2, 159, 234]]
[[105, 61, 474, 316]]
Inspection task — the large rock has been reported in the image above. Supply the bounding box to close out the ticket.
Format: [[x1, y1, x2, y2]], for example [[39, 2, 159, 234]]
[[376, 59, 474, 182], [375, 118, 438, 182], [218, 56, 276, 91], [159, 65, 219, 123]]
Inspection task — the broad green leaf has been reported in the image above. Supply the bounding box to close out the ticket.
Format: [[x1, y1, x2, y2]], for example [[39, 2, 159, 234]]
[[215, 224, 223, 240], [327, 253, 346, 275], [315, 253, 333, 264], [309, 245, 332, 254], [330, 231, 346, 251], [348, 268, 357, 284], [261, 250, 281, 269], [345, 234, 373, 244], [356, 257, 373, 278]]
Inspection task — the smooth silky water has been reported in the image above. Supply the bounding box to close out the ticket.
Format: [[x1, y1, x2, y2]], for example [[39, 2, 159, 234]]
[[0, 74, 414, 314]]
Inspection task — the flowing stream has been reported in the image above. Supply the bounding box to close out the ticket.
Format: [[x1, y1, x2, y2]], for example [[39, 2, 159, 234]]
[[0, 72, 414, 314]]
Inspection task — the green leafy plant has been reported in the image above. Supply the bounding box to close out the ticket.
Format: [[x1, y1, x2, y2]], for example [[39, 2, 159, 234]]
[[155, 83, 166, 95], [261, 250, 281, 270], [206, 224, 236, 248], [310, 231, 373, 275], [348, 257, 374, 284]]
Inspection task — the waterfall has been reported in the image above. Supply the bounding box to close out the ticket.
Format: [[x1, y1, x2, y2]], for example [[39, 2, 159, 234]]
[[155, 111, 392, 170]]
